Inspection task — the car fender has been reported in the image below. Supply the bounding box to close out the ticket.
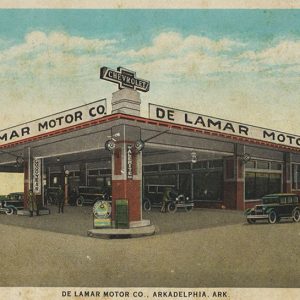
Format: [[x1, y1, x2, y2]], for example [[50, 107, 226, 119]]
[[244, 208, 252, 215], [265, 207, 275, 214]]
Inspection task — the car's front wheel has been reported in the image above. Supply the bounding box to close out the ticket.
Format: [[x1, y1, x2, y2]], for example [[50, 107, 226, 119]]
[[167, 202, 177, 213], [76, 197, 84, 207], [292, 209, 300, 222], [143, 200, 151, 211], [268, 210, 277, 224], [5, 207, 14, 215]]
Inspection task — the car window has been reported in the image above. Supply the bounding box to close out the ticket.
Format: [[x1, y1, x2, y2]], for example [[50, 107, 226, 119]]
[[293, 196, 299, 204], [287, 196, 293, 204], [263, 197, 277, 204], [279, 197, 286, 204]]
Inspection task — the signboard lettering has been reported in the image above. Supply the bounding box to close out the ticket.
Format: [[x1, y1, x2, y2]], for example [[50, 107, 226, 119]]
[[149, 103, 300, 150], [127, 145, 133, 179], [32, 158, 42, 195], [0, 99, 106, 147], [100, 66, 150, 92]]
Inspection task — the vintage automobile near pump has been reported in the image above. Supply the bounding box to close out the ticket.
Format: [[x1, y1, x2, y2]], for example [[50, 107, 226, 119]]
[[143, 184, 194, 213], [245, 193, 300, 224], [76, 186, 111, 206], [0, 192, 24, 215]]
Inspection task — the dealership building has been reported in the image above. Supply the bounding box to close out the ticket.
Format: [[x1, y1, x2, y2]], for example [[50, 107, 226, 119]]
[[1, 67, 300, 226]]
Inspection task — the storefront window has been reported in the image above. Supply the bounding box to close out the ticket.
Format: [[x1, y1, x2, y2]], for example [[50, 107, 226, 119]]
[[179, 173, 191, 197], [193, 171, 223, 201], [245, 172, 281, 200]]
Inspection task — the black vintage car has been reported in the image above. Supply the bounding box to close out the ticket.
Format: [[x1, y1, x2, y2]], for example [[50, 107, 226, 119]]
[[245, 193, 300, 224], [143, 184, 194, 213], [0, 192, 24, 215], [76, 186, 111, 206]]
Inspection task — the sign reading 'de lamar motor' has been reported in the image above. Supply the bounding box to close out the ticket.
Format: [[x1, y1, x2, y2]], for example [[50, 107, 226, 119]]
[[0, 99, 107, 147], [149, 104, 300, 150]]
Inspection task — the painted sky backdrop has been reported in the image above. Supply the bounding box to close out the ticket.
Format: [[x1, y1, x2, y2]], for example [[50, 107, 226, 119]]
[[0, 9, 300, 133]]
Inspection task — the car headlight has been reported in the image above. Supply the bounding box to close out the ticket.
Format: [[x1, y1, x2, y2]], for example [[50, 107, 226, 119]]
[[186, 197, 189, 201], [176, 197, 178, 201]]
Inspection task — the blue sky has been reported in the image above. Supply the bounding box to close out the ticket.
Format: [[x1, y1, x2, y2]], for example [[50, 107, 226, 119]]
[[0, 9, 300, 133]]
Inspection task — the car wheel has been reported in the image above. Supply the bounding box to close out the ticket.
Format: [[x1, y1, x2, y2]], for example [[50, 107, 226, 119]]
[[268, 210, 277, 224], [247, 218, 256, 224], [76, 197, 84, 207], [143, 200, 151, 211], [185, 206, 193, 212], [5, 208, 14, 215], [167, 202, 177, 213], [292, 209, 300, 222]]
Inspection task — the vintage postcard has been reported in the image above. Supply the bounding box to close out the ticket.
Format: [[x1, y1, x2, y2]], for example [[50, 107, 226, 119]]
[[0, 1, 299, 300]]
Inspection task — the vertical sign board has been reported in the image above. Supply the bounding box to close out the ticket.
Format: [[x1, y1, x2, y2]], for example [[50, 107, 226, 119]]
[[32, 158, 42, 195], [127, 145, 133, 179]]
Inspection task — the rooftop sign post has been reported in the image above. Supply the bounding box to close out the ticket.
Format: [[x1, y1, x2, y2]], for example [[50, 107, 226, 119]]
[[100, 66, 150, 92]]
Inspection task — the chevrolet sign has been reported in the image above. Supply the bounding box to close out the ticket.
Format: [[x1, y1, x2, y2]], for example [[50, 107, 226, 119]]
[[100, 66, 150, 92]]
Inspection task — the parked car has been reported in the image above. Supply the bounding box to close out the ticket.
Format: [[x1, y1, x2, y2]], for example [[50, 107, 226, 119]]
[[0, 192, 24, 215], [245, 193, 300, 224], [143, 184, 194, 213], [76, 186, 111, 206]]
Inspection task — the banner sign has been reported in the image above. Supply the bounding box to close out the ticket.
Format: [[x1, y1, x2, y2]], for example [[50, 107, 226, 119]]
[[127, 144, 133, 179], [149, 103, 300, 150], [100, 66, 150, 92], [0, 99, 106, 147], [32, 158, 42, 195]]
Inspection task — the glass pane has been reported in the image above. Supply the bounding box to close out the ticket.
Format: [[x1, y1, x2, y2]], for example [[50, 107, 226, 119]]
[[255, 173, 269, 198], [256, 160, 269, 170], [144, 165, 159, 172], [144, 175, 160, 185], [89, 170, 98, 176], [192, 161, 207, 169], [245, 172, 256, 200], [159, 175, 177, 186], [160, 163, 177, 171], [208, 160, 223, 168], [270, 162, 282, 170], [245, 161, 255, 169], [193, 171, 222, 200], [179, 174, 191, 198], [268, 173, 281, 194], [178, 162, 191, 170]]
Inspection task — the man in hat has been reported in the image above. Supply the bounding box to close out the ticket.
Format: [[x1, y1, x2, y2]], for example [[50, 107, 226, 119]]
[[28, 189, 39, 217]]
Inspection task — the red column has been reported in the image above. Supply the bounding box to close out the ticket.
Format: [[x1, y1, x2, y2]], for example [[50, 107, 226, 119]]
[[223, 155, 245, 210], [111, 143, 142, 223]]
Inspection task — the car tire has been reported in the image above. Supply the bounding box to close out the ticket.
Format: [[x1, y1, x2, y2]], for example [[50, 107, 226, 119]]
[[247, 218, 256, 224], [5, 207, 14, 215], [268, 210, 277, 224], [76, 197, 84, 207], [167, 202, 177, 213], [292, 209, 300, 222], [185, 206, 193, 212], [143, 200, 151, 211]]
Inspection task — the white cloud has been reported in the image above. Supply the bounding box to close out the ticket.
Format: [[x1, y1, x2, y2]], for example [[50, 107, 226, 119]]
[[241, 40, 300, 66], [122, 31, 244, 60]]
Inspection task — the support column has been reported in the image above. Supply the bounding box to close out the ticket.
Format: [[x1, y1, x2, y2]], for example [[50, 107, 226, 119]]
[[223, 144, 245, 210], [111, 125, 142, 224], [283, 153, 292, 193]]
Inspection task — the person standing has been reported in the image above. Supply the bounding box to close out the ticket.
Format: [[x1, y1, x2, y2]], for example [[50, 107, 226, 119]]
[[28, 189, 39, 217], [57, 185, 65, 213], [161, 187, 171, 213]]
